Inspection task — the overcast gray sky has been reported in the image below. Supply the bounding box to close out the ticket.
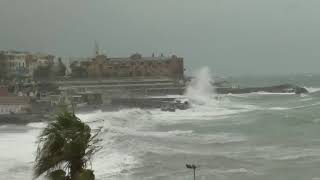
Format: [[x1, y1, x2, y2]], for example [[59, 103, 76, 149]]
[[0, 0, 319, 75]]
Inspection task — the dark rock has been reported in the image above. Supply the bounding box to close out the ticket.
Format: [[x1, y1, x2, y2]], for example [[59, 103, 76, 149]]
[[160, 100, 190, 112], [215, 84, 308, 94], [294, 86, 308, 94]]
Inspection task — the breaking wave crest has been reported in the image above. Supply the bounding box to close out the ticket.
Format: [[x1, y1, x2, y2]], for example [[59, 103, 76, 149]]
[[305, 87, 320, 93], [185, 67, 217, 105]]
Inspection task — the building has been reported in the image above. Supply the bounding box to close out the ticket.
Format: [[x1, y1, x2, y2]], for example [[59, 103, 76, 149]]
[[78, 92, 102, 105], [0, 53, 8, 79], [49, 92, 102, 107], [57, 78, 185, 104], [0, 96, 31, 114], [5, 51, 28, 76], [1, 51, 55, 78], [34, 53, 54, 67], [25, 54, 39, 76], [72, 53, 184, 80]]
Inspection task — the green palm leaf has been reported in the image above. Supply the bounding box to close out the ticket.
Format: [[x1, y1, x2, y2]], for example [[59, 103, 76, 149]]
[[34, 111, 101, 180]]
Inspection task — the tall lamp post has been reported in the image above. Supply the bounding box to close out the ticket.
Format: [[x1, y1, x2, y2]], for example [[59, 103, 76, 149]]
[[186, 164, 198, 180]]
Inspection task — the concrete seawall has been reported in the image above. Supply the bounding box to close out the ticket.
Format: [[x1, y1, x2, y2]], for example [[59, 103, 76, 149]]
[[111, 97, 176, 109], [215, 84, 308, 94]]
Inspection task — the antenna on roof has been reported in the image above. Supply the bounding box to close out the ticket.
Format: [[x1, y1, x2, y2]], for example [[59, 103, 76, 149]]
[[94, 40, 99, 57]]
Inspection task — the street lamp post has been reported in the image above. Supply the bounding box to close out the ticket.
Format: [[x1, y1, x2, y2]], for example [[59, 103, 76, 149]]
[[186, 164, 198, 180]]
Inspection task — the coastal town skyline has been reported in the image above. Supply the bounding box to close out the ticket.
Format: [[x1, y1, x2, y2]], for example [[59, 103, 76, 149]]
[[1, 1, 320, 180], [1, 0, 320, 75]]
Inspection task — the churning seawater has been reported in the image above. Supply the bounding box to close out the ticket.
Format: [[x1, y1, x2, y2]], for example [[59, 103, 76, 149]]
[[1, 72, 320, 180]]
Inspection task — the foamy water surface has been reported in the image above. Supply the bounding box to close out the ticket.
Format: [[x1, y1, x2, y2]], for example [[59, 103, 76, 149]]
[[1, 72, 320, 180]]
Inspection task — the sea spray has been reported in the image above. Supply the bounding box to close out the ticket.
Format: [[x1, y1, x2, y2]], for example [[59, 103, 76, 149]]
[[185, 67, 216, 105]]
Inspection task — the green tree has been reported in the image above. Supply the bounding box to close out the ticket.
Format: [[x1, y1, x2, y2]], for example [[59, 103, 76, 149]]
[[34, 111, 101, 180]]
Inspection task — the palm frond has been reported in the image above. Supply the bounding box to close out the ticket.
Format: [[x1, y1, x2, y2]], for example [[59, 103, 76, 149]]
[[34, 111, 102, 179]]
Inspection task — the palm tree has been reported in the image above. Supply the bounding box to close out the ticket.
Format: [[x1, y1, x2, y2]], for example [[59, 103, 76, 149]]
[[34, 111, 101, 180]]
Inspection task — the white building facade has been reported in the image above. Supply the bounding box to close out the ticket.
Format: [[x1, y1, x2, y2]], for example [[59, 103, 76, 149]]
[[6, 52, 28, 76], [3, 51, 55, 77]]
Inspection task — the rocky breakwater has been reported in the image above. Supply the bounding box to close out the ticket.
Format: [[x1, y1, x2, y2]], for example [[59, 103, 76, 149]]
[[160, 100, 190, 112], [215, 84, 308, 94]]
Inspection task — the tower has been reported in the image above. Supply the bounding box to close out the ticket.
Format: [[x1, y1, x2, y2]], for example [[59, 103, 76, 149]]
[[94, 41, 99, 57]]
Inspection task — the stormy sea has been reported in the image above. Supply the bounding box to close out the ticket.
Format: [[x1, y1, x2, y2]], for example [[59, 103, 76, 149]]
[[1, 69, 320, 180]]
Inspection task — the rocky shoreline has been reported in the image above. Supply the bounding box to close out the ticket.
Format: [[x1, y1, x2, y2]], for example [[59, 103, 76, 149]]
[[0, 113, 47, 125], [0, 84, 309, 125], [0, 105, 120, 125]]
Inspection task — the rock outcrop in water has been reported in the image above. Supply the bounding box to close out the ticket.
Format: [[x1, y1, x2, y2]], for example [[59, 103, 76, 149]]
[[160, 100, 190, 112], [215, 84, 308, 94]]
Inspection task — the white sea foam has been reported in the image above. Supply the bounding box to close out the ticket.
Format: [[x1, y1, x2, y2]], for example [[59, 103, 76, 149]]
[[255, 92, 295, 95], [27, 122, 47, 129], [0, 67, 268, 180], [139, 131, 248, 156], [150, 107, 253, 124], [269, 107, 291, 110], [198, 133, 247, 144], [211, 168, 258, 175], [93, 151, 140, 178], [290, 102, 320, 110], [300, 97, 312, 102], [0, 104, 256, 179], [0, 128, 40, 180], [249, 146, 320, 161], [305, 87, 320, 93], [73, 99, 253, 179], [167, 130, 194, 136], [76, 109, 155, 178]]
